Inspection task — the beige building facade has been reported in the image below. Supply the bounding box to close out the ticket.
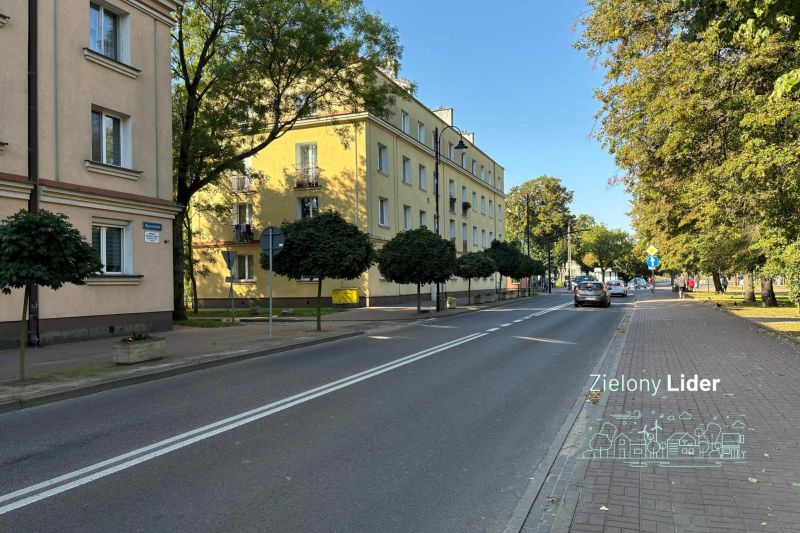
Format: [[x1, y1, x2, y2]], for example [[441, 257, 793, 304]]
[[0, 1, 180, 346], [192, 79, 506, 308]]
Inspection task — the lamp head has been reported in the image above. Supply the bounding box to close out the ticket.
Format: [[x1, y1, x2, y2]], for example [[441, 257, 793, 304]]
[[455, 139, 468, 150]]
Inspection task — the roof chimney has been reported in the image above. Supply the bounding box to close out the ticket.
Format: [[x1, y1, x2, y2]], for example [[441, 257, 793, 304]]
[[433, 107, 453, 126], [462, 131, 475, 144]]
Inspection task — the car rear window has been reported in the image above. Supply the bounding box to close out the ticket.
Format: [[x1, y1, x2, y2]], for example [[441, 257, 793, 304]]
[[579, 282, 604, 290]]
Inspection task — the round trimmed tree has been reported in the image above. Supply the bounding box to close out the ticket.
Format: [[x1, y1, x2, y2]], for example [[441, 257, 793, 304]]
[[455, 251, 497, 305], [0, 210, 103, 380], [376, 228, 456, 312], [486, 239, 523, 295], [266, 211, 374, 331]]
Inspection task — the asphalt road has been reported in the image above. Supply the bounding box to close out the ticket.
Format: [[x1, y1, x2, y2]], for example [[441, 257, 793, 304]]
[[0, 293, 630, 532]]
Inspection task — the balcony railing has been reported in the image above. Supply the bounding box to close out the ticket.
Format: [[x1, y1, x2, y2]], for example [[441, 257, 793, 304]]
[[293, 165, 322, 189], [230, 175, 254, 192], [233, 223, 256, 243]]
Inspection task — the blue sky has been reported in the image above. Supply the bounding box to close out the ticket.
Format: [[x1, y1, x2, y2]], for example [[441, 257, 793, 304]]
[[363, 0, 632, 231]]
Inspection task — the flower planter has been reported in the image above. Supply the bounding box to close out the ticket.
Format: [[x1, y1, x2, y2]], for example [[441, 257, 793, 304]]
[[113, 336, 166, 364]]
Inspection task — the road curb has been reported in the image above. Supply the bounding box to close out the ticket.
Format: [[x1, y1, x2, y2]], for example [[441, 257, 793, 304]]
[[503, 304, 634, 533], [0, 331, 363, 415]]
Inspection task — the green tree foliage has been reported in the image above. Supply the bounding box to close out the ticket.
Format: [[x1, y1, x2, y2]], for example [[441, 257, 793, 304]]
[[579, 226, 634, 282], [376, 228, 456, 312], [172, 0, 403, 319], [579, 0, 800, 305], [454, 251, 496, 304], [267, 211, 374, 330], [504, 176, 574, 259], [486, 240, 522, 280], [0, 210, 103, 380]]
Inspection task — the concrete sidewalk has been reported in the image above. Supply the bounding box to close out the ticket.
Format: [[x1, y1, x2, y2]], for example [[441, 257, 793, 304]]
[[0, 292, 552, 411], [523, 288, 800, 532]]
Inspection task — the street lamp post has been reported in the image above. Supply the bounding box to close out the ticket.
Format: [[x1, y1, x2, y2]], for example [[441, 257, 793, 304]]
[[433, 125, 468, 311]]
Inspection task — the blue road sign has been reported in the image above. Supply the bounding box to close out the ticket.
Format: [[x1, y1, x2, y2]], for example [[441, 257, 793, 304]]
[[646, 255, 660, 269]]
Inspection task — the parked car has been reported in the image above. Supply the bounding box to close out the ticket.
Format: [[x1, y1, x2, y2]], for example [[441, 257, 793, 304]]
[[570, 275, 596, 291], [574, 281, 611, 307], [626, 278, 647, 290], [606, 279, 628, 297]]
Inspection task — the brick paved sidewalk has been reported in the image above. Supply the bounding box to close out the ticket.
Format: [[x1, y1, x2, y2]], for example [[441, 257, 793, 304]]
[[525, 288, 800, 532]]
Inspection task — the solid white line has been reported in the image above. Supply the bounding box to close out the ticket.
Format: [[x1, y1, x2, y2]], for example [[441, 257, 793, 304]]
[[500, 323, 512, 327], [486, 327, 500, 332], [0, 332, 486, 514]]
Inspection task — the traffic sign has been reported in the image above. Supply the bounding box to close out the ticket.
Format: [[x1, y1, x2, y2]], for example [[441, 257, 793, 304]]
[[646, 255, 660, 269], [646, 245, 658, 256], [260, 226, 285, 257], [221, 250, 237, 271]]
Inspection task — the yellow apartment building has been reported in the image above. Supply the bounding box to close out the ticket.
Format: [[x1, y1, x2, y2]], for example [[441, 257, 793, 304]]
[[191, 75, 506, 308], [0, 1, 181, 346]]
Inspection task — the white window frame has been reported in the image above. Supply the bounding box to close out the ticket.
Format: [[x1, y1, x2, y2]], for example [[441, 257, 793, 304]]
[[234, 255, 256, 281], [449, 219, 456, 241], [482, 230, 486, 248], [91, 107, 130, 167], [298, 197, 318, 219], [403, 205, 412, 230], [471, 160, 477, 175], [417, 122, 426, 144], [460, 152, 466, 168], [401, 110, 410, 134], [419, 210, 427, 228], [472, 192, 477, 212], [89, 2, 130, 63], [233, 202, 253, 225], [378, 197, 389, 227], [489, 231, 494, 243], [418, 164, 427, 191], [402, 156, 412, 184], [481, 196, 486, 215], [377, 144, 389, 175], [472, 226, 478, 246], [489, 200, 494, 218], [448, 142, 454, 160], [92, 220, 132, 275]]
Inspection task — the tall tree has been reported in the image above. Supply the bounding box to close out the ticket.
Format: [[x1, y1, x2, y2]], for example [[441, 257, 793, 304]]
[[504, 176, 573, 255], [376, 229, 456, 312], [486, 240, 524, 293], [0, 211, 103, 380], [269, 211, 374, 331], [172, 0, 403, 319], [580, 226, 634, 282]]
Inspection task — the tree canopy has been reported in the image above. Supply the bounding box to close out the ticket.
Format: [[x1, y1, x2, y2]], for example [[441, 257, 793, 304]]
[[455, 251, 497, 304], [172, 0, 404, 319], [376, 228, 456, 311], [268, 210, 374, 330]]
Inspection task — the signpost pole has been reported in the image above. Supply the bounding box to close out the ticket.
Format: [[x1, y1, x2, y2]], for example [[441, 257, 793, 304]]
[[229, 278, 235, 324], [268, 229, 273, 341]]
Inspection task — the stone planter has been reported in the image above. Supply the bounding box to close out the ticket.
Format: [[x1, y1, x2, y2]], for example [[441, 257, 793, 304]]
[[113, 336, 166, 364]]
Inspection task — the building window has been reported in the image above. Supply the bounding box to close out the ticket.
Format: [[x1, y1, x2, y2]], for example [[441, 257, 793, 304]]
[[472, 192, 477, 212], [419, 210, 427, 228], [417, 122, 426, 144], [449, 219, 456, 242], [488, 171, 493, 186], [89, 2, 118, 60], [460, 152, 466, 168], [448, 142, 454, 160], [482, 229, 486, 248], [91, 108, 126, 167], [481, 196, 486, 215], [234, 255, 255, 281], [92, 222, 129, 274], [233, 202, 253, 225], [462, 222, 468, 251], [299, 197, 318, 219], [498, 203, 503, 220], [489, 231, 494, 243], [402, 157, 412, 184], [403, 205, 412, 230], [401, 110, 410, 134], [378, 197, 389, 227], [378, 144, 388, 174], [419, 164, 427, 191], [461, 185, 468, 203], [489, 200, 494, 218], [473, 226, 478, 246], [471, 160, 477, 175]]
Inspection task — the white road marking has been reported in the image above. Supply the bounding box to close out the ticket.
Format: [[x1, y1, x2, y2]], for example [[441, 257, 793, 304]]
[[0, 332, 486, 515], [513, 319, 523, 323], [500, 323, 512, 327], [368, 336, 392, 340], [421, 325, 458, 329], [512, 336, 578, 345], [486, 327, 500, 332]]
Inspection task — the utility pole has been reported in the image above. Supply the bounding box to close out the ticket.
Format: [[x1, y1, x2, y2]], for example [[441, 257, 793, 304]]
[[27, 0, 41, 347], [566, 220, 571, 289], [525, 193, 531, 296]]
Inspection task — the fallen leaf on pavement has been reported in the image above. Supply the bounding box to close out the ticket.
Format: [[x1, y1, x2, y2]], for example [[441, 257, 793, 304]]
[[599, 505, 609, 512], [748, 477, 759, 483]]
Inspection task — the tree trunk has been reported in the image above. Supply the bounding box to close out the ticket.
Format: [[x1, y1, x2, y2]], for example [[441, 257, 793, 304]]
[[760, 276, 778, 307], [467, 278, 471, 306], [19, 284, 30, 382], [712, 271, 722, 293], [173, 207, 188, 320], [316, 277, 323, 331], [416, 282, 421, 312], [743, 271, 756, 302], [184, 212, 199, 314]]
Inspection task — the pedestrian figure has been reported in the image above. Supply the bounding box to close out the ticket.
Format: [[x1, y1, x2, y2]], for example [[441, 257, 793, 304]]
[[676, 273, 687, 299], [687, 277, 695, 292], [720, 275, 728, 294]]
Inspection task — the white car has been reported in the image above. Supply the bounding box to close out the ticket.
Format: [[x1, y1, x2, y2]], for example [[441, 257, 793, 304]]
[[606, 280, 628, 297]]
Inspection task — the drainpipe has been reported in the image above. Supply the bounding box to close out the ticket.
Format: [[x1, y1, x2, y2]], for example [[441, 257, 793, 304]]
[[27, 0, 41, 346]]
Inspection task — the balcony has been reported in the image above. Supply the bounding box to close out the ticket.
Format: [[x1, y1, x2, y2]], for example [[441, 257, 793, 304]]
[[233, 223, 256, 243], [230, 174, 255, 193], [293, 165, 322, 190], [461, 201, 471, 217]]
